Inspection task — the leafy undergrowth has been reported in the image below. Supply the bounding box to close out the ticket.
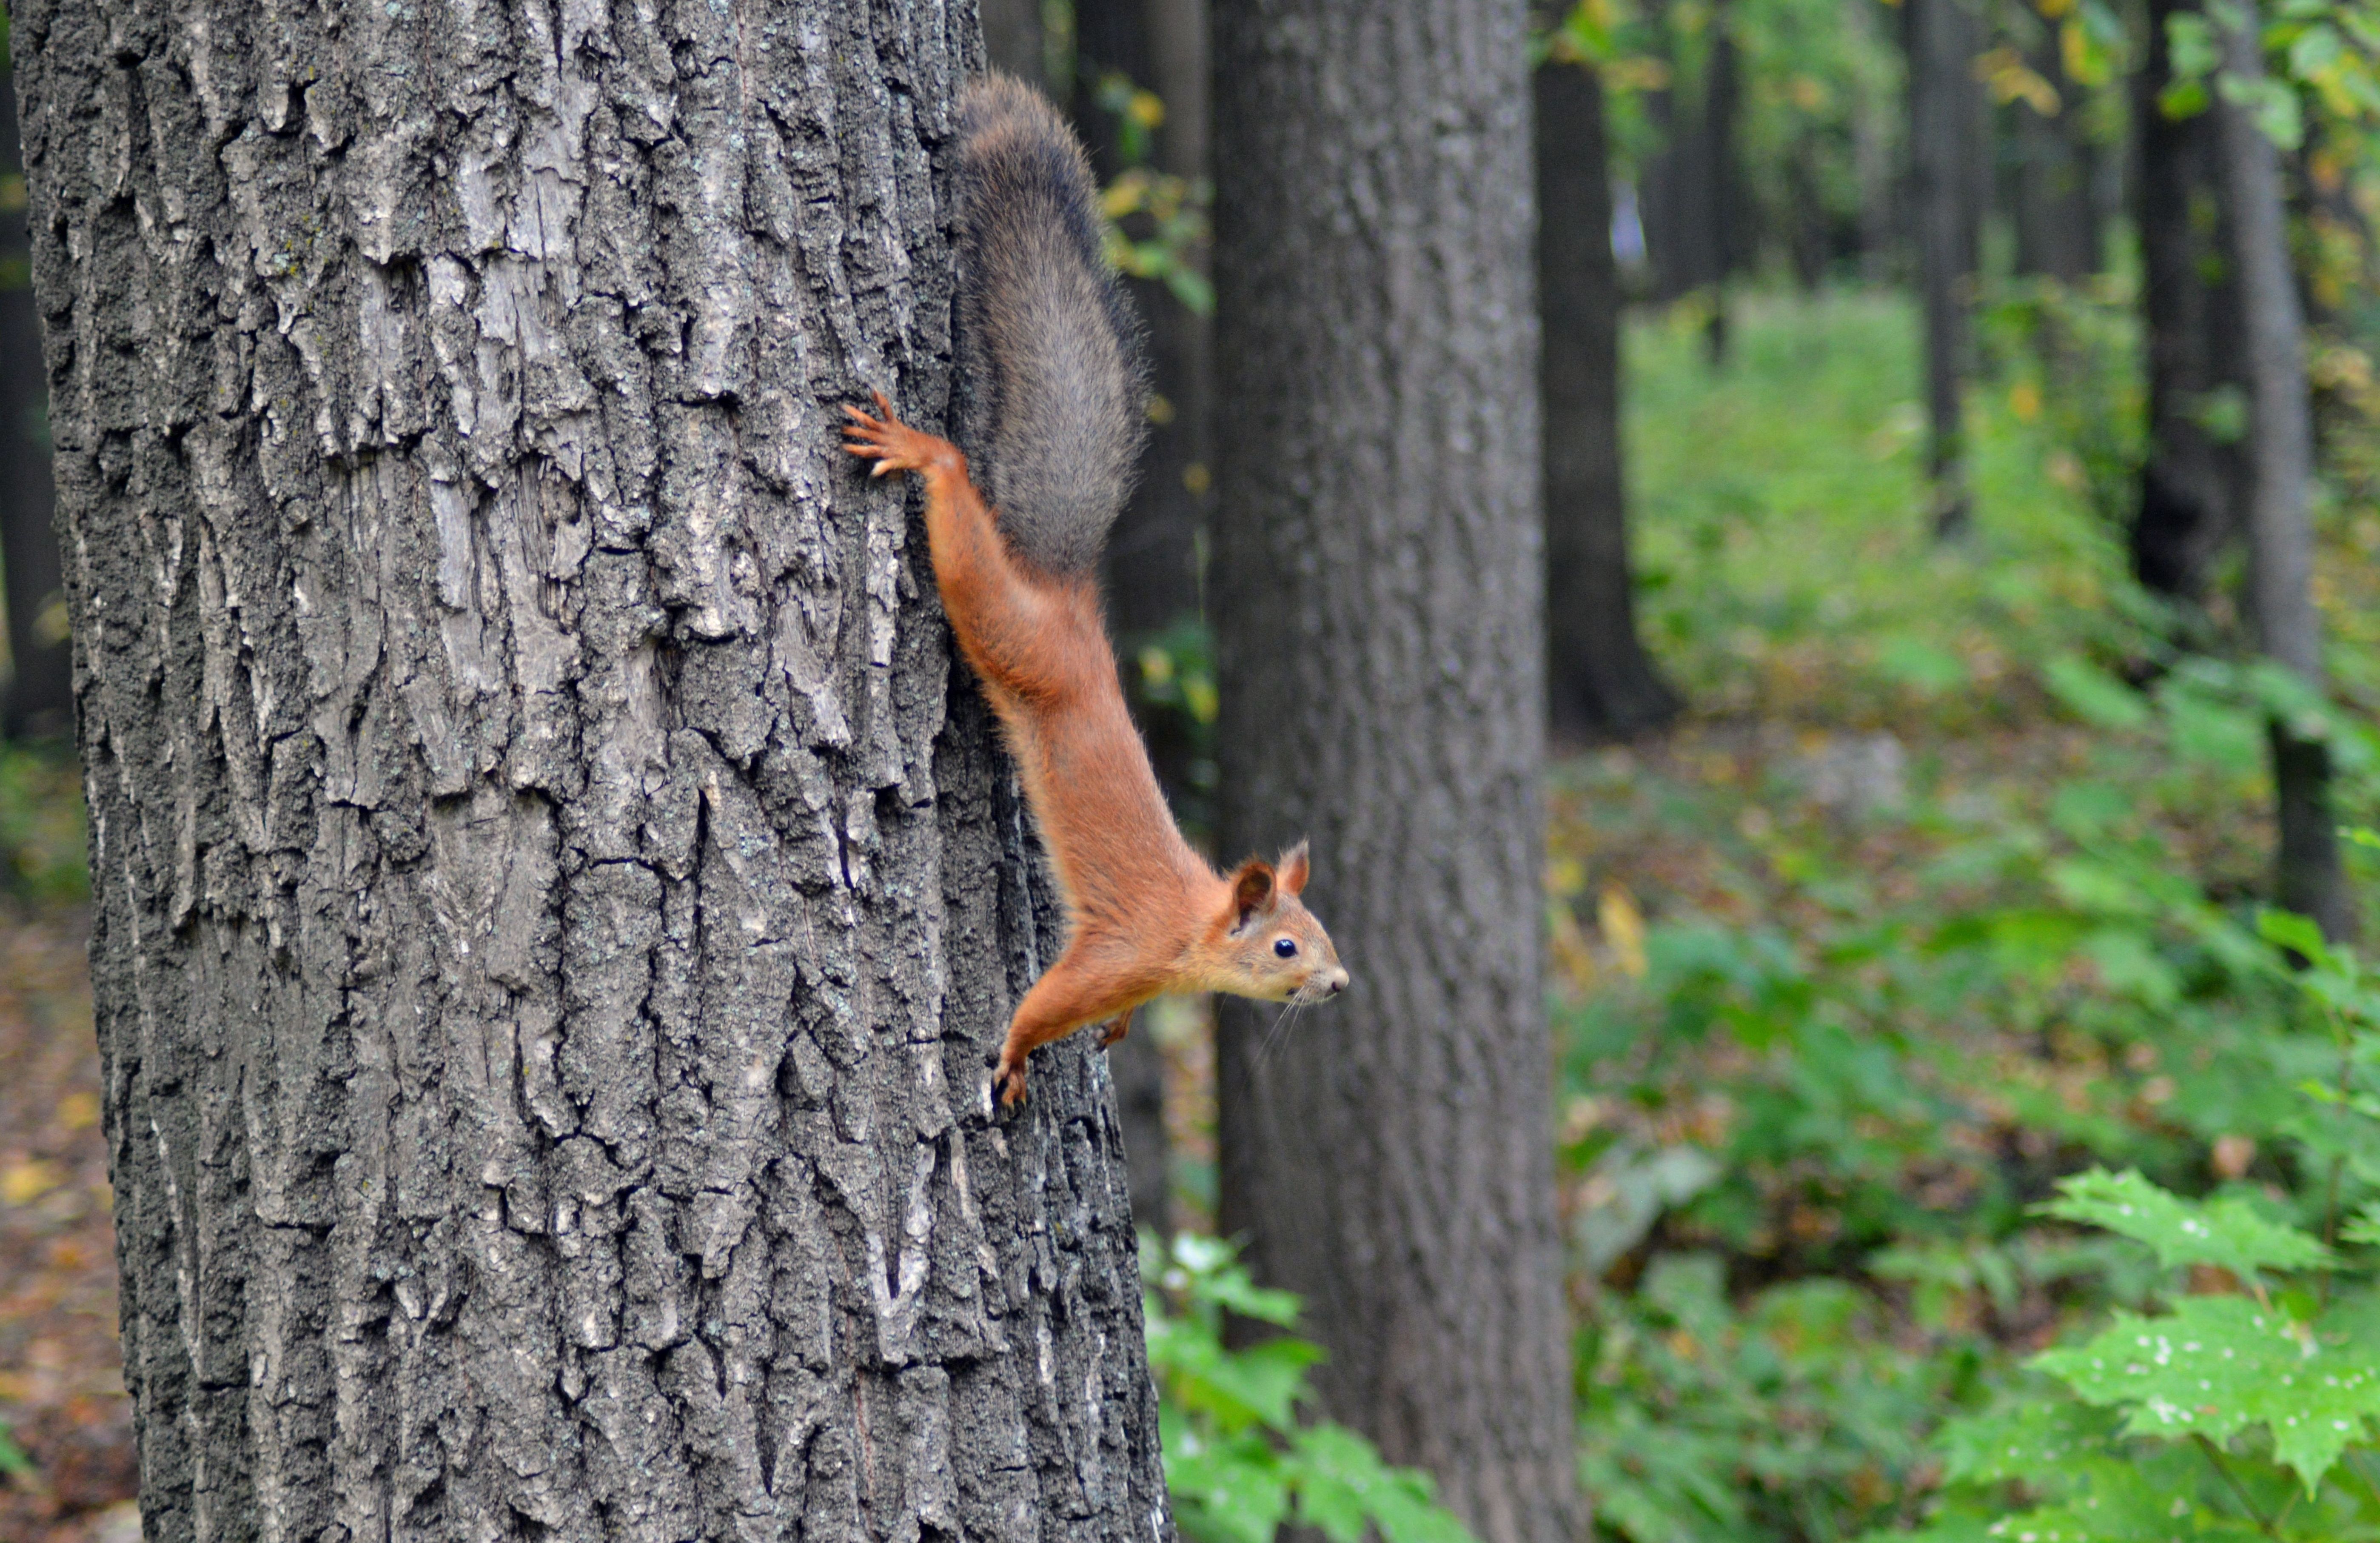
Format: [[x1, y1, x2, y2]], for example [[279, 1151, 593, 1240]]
[[1554, 289, 2380, 1541]]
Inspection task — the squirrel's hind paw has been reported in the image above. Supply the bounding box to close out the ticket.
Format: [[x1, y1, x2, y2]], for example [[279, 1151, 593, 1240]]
[[994, 1052, 1030, 1109]]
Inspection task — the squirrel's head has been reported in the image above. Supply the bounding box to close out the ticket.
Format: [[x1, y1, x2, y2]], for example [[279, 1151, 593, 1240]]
[[1201, 842, 1350, 1005]]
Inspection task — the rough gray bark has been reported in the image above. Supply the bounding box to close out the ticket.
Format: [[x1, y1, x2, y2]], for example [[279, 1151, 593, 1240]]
[[1907, 0, 1988, 537], [2215, 14, 2357, 943], [1209, 3, 1582, 1541], [1537, 54, 1681, 744], [18, 2, 1173, 1539], [0, 62, 69, 739], [2133, 0, 2251, 600]]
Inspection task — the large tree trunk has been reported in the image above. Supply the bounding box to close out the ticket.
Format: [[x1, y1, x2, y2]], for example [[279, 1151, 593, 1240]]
[[2132, 0, 2251, 599], [1537, 54, 1682, 744], [0, 63, 69, 739], [1209, 4, 1581, 1541], [2215, 13, 2358, 943], [18, 4, 1173, 1539], [1907, 0, 1988, 537]]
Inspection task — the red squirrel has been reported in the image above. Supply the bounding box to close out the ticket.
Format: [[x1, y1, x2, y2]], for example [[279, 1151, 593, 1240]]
[[844, 74, 1348, 1109]]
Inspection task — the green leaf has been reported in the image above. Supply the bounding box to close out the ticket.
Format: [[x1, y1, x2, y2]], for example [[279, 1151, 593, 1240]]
[[1164, 266, 1216, 317], [2168, 12, 2219, 78], [2257, 907, 2337, 971], [2217, 72, 2305, 149], [1146, 1310, 1323, 1433], [1289, 1425, 1474, 1543], [2289, 21, 2343, 78], [1935, 1394, 2122, 1485], [2032, 1295, 2380, 1492], [1169, 1430, 1294, 1543], [2043, 656, 2151, 731], [1878, 636, 1968, 694], [0, 1420, 31, 1480], [2160, 77, 2212, 118], [1160, 1233, 1305, 1327], [2039, 1169, 2330, 1280]]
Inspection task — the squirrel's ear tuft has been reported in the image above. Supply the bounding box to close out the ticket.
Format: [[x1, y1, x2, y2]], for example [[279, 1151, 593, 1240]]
[[1228, 860, 1277, 931], [1278, 841, 1310, 897]]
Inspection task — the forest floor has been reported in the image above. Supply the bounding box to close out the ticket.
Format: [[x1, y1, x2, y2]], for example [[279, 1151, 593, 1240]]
[[0, 750, 133, 1543], [1544, 289, 2380, 1540]]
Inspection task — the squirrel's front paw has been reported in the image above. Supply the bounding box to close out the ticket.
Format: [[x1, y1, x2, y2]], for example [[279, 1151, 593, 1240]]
[[841, 391, 946, 477]]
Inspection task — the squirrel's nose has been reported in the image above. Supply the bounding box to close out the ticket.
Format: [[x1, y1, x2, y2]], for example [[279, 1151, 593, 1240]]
[[1327, 970, 1348, 995]]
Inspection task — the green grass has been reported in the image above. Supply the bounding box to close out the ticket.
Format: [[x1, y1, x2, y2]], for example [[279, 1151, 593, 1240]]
[[1628, 290, 2130, 728]]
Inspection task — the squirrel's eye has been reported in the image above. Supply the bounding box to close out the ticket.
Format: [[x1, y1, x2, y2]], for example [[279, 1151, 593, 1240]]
[[1274, 938, 1298, 959]]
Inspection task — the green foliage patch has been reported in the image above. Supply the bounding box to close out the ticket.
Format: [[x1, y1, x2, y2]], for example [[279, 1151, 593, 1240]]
[[1143, 1233, 1475, 1543], [1559, 290, 2380, 1541]]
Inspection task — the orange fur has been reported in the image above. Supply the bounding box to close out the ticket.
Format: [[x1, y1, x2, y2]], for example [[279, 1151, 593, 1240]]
[[844, 396, 1348, 1105]]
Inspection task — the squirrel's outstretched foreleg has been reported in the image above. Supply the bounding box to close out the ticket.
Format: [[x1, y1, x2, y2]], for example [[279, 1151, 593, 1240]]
[[993, 943, 1142, 1106], [842, 394, 1077, 702]]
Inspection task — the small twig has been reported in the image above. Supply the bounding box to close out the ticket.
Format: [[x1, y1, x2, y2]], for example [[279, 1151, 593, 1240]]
[[2195, 1433, 2280, 1539]]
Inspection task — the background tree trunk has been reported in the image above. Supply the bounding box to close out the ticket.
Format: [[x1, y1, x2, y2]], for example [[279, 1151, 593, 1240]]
[[1636, 0, 1741, 359], [1062, 0, 1219, 1242], [981, 0, 1052, 91], [2007, 29, 2099, 283], [1538, 54, 1682, 744], [1209, 3, 1582, 1541], [1073, 0, 1212, 696], [1906, 0, 1987, 537], [2215, 14, 2357, 943], [18, 3, 1172, 1538], [2132, 0, 2252, 601], [0, 63, 69, 739]]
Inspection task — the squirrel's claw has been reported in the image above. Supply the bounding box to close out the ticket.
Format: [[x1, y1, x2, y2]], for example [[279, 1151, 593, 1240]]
[[995, 1061, 1029, 1108]]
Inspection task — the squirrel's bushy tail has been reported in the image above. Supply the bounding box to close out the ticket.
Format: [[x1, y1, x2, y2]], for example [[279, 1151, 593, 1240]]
[[956, 73, 1147, 577]]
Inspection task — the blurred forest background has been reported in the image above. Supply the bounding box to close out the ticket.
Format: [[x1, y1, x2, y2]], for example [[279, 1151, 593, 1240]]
[[5, 0, 2380, 1539]]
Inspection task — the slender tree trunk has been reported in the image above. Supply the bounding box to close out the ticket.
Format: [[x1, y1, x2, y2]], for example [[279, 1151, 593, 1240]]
[[1850, 0, 1899, 285], [982, 0, 1050, 90], [1907, 0, 1987, 537], [19, 4, 1173, 1539], [2132, 0, 2251, 599], [1702, 7, 1741, 364], [0, 64, 69, 739], [1210, 4, 1581, 1541], [2215, 12, 2357, 942], [1538, 54, 1682, 744], [2009, 29, 2098, 283], [1636, 0, 1739, 359]]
